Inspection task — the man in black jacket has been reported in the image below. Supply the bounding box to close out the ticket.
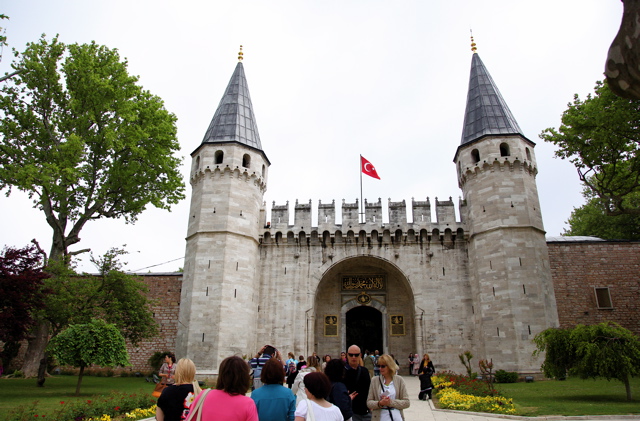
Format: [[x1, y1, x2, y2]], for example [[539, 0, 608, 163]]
[[344, 345, 372, 421]]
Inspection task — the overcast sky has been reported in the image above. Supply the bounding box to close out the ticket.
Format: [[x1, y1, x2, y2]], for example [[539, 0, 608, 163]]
[[0, 0, 623, 273]]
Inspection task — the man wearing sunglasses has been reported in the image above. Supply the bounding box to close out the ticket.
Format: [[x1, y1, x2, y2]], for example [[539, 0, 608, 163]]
[[344, 345, 372, 421]]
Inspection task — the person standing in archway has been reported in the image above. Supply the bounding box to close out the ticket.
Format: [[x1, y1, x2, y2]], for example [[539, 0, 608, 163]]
[[344, 345, 371, 421]]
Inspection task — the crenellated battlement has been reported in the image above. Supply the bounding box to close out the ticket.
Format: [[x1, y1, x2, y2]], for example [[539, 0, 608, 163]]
[[263, 196, 467, 244], [190, 164, 267, 192], [458, 156, 537, 187]]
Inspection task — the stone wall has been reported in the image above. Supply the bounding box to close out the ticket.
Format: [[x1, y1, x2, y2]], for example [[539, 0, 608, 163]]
[[125, 273, 182, 372], [548, 240, 640, 337]]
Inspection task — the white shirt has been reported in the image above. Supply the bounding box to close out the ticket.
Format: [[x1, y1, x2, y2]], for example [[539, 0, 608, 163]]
[[295, 399, 343, 421], [379, 380, 401, 421]]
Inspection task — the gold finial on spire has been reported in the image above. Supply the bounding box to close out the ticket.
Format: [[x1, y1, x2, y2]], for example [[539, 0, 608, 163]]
[[470, 30, 477, 54], [238, 45, 244, 62]]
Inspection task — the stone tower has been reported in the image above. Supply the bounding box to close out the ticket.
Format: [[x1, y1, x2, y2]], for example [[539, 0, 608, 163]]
[[453, 50, 559, 372], [176, 55, 269, 373]]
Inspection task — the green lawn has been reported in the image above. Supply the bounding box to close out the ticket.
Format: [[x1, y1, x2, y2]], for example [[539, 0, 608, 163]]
[[496, 377, 640, 416], [0, 376, 154, 419]]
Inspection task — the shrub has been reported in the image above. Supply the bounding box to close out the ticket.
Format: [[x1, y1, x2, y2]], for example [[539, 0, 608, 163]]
[[495, 369, 518, 383]]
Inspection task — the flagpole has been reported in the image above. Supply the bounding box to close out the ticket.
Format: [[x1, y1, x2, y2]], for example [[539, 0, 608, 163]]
[[359, 155, 364, 224]]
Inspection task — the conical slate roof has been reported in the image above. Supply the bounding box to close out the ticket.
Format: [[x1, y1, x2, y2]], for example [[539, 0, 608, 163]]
[[460, 53, 523, 145], [201, 62, 262, 150]]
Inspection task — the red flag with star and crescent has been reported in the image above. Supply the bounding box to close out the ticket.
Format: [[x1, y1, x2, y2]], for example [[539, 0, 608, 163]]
[[361, 156, 380, 179]]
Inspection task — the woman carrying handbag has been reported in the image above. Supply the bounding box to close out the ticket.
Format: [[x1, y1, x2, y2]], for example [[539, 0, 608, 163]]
[[186, 356, 258, 421]]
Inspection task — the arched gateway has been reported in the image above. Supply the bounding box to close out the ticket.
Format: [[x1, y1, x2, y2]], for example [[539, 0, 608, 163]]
[[177, 49, 559, 376], [313, 256, 416, 366]]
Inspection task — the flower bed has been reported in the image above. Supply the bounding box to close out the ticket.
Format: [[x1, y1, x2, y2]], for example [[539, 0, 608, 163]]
[[6, 391, 157, 421], [432, 372, 517, 415]]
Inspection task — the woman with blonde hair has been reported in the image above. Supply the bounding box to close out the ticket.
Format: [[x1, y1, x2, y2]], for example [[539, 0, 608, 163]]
[[156, 358, 202, 421], [366, 354, 410, 421], [292, 355, 320, 405]]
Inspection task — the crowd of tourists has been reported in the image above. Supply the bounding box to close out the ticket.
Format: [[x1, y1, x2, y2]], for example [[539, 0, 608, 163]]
[[153, 346, 436, 421]]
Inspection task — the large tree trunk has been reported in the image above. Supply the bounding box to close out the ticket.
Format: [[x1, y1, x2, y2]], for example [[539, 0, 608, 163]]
[[21, 320, 50, 378]]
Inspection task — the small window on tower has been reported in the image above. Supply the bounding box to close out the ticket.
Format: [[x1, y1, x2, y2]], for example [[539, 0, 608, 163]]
[[500, 143, 510, 157], [215, 150, 224, 164], [526, 148, 531, 161], [471, 149, 480, 164], [242, 154, 251, 168], [594, 287, 613, 309]]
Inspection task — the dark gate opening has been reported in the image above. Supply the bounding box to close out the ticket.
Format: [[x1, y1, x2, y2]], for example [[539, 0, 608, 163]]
[[346, 306, 382, 355]]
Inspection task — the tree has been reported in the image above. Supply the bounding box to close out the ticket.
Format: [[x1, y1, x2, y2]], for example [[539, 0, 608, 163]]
[[47, 319, 130, 395], [540, 80, 640, 217], [0, 35, 184, 377], [0, 35, 185, 263], [43, 248, 158, 342], [565, 192, 640, 240], [534, 323, 640, 401], [0, 243, 50, 368]]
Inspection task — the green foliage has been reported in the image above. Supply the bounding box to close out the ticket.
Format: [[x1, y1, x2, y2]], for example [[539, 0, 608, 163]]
[[534, 323, 640, 400], [47, 319, 130, 395], [540, 80, 640, 218], [565, 194, 640, 240], [458, 350, 474, 378], [533, 327, 575, 379], [42, 247, 158, 344], [3, 390, 157, 421], [47, 319, 130, 368], [494, 370, 518, 383], [148, 351, 169, 372], [0, 35, 185, 262]]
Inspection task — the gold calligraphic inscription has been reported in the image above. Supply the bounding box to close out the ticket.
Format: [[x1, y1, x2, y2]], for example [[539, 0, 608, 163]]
[[390, 314, 405, 336], [342, 275, 385, 290], [324, 315, 338, 337]]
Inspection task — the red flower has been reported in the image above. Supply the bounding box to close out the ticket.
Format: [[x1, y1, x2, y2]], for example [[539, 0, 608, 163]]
[[60, 401, 65, 405], [87, 400, 92, 404], [115, 407, 121, 411]]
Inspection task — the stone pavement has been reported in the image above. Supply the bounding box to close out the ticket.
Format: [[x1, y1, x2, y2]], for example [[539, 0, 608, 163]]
[[401, 375, 640, 421]]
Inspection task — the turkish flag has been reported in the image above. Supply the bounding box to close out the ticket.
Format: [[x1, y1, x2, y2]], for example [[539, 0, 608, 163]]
[[361, 156, 380, 179]]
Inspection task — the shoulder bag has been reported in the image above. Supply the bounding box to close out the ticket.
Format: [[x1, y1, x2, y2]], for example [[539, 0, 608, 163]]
[[185, 389, 211, 421]]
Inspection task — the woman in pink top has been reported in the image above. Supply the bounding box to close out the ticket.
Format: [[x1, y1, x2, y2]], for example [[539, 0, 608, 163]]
[[189, 356, 258, 421]]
